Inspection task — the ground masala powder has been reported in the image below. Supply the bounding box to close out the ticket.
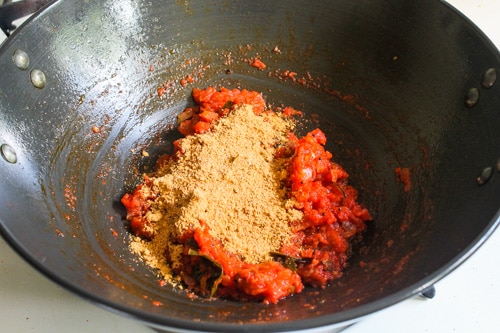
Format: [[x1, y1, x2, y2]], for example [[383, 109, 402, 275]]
[[129, 104, 302, 282], [122, 87, 372, 304]]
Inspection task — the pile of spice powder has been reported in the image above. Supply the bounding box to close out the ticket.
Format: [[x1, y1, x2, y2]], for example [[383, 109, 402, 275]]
[[129, 104, 303, 283]]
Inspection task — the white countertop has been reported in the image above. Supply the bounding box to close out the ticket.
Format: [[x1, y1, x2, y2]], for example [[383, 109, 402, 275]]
[[1, 1, 499, 332]]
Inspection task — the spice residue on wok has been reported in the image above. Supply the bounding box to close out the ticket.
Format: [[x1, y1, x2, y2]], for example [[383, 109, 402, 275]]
[[121, 87, 372, 304]]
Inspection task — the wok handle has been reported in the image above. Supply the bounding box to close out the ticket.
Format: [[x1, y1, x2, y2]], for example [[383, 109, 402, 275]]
[[419, 285, 436, 299], [0, 0, 51, 37]]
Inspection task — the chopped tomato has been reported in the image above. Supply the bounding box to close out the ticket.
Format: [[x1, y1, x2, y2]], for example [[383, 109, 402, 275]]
[[282, 128, 372, 287], [121, 185, 154, 239], [282, 106, 302, 117], [186, 223, 303, 304], [177, 87, 266, 136], [198, 110, 219, 123], [122, 87, 372, 303], [250, 58, 266, 70], [192, 120, 212, 134], [157, 87, 166, 97]]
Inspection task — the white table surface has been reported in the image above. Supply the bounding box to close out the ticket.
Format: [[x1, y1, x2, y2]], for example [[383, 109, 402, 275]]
[[1, 1, 499, 332]]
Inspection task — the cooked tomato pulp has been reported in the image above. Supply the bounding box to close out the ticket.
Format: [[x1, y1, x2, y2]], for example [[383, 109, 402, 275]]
[[121, 87, 372, 304]]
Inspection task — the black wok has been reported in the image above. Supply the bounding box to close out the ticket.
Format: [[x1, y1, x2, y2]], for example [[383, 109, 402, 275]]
[[0, 0, 499, 332]]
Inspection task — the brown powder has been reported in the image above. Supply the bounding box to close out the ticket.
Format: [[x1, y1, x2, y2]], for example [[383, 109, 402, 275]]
[[130, 105, 303, 280]]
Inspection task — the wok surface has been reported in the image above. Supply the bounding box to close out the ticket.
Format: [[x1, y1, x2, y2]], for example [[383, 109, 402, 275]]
[[0, 0, 499, 332]]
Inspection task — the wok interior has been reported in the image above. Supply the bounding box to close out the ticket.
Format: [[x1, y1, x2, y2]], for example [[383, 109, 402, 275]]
[[1, 0, 499, 331]]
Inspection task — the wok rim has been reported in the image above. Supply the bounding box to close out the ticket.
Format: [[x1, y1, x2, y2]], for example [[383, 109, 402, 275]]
[[1, 0, 500, 331], [1, 215, 499, 332]]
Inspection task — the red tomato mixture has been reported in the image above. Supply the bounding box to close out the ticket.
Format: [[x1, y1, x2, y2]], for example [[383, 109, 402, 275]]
[[176, 87, 266, 136], [122, 87, 372, 304]]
